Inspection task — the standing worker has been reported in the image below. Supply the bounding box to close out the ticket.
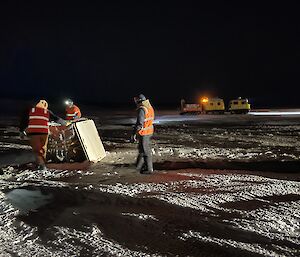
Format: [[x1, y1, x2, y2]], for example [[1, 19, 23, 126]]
[[64, 99, 81, 121], [21, 100, 65, 171], [131, 94, 155, 174]]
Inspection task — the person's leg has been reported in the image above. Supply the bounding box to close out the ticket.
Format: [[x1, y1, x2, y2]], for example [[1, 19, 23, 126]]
[[136, 136, 144, 170], [29, 134, 48, 170], [142, 135, 153, 173], [29, 135, 41, 166], [39, 134, 49, 166]]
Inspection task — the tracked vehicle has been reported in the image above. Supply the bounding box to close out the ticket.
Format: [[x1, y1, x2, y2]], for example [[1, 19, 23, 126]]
[[228, 97, 251, 114], [180, 97, 225, 114], [202, 98, 225, 114]]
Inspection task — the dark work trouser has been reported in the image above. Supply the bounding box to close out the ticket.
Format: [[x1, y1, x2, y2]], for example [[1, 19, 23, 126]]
[[136, 135, 153, 172]]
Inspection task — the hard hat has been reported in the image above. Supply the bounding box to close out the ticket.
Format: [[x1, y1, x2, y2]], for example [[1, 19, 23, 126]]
[[36, 99, 48, 109], [134, 94, 146, 104], [64, 99, 73, 106]]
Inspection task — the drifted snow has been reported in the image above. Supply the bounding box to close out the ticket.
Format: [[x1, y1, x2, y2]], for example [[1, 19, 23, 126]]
[[180, 231, 297, 257], [0, 190, 161, 257], [51, 226, 160, 257], [230, 201, 300, 244], [94, 173, 300, 256], [1, 113, 300, 256], [154, 146, 300, 161], [1, 166, 92, 181], [121, 212, 159, 221], [0, 172, 299, 256], [0, 142, 31, 150], [0, 191, 65, 257]]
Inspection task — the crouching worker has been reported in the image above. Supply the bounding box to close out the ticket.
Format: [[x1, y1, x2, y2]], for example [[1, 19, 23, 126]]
[[131, 94, 155, 174], [64, 99, 81, 121], [23, 100, 66, 171]]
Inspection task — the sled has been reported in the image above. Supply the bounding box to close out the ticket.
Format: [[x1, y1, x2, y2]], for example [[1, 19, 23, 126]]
[[47, 119, 106, 164]]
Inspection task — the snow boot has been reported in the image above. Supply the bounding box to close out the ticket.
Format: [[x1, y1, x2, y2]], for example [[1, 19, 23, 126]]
[[37, 164, 47, 171], [136, 154, 144, 171]]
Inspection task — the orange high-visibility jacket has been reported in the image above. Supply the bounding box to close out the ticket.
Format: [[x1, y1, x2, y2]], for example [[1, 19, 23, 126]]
[[66, 105, 81, 120], [27, 107, 50, 134], [138, 105, 155, 136]]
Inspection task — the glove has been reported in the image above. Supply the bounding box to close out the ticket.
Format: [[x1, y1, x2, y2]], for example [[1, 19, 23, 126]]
[[130, 134, 137, 143]]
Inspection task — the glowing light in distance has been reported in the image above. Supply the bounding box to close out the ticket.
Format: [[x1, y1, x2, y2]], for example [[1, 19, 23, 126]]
[[201, 97, 209, 103]]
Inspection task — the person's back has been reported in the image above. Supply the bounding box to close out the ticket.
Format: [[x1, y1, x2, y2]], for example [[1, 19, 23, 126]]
[[23, 100, 66, 171], [26, 100, 50, 171]]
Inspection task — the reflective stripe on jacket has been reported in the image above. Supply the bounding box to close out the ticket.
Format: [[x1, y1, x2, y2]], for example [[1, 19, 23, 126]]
[[138, 105, 155, 136], [27, 107, 49, 134], [66, 105, 81, 120]]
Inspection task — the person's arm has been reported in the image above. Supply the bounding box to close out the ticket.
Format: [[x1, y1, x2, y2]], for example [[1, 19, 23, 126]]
[[133, 107, 145, 134], [19, 112, 29, 132], [19, 105, 31, 133], [74, 106, 81, 118], [49, 110, 67, 125]]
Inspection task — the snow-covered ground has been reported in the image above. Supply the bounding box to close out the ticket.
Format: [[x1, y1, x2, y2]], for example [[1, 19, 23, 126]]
[[0, 110, 300, 256], [0, 171, 299, 256]]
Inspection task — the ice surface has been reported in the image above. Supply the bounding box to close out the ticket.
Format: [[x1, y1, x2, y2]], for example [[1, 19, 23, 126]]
[[6, 189, 53, 214]]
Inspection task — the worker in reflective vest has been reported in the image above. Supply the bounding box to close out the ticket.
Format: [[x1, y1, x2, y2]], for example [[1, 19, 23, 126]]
[[23, 100, 65, 171], [65, 99, 81, 121], [26, 100, 50, 171], [131, 94, 155, 174]]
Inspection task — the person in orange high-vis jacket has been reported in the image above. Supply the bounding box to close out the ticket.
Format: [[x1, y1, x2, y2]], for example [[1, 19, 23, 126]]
[[64, 99, 81, 121], [132, 94, 155, 174], [23, 100, 65, 171]]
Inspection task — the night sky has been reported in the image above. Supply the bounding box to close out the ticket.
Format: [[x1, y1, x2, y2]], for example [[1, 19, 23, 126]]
[[0, 2, 299, 107]]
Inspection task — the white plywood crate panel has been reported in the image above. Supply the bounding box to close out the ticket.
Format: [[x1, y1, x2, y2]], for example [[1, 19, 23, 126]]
[[74, 119, 106, 162]]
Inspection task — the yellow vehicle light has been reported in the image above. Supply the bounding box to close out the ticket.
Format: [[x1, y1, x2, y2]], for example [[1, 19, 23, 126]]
[[201, 97, 209, 103]]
